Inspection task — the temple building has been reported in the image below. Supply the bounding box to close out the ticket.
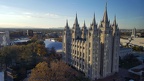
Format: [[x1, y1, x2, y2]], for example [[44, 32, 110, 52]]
[[63, 4, 120, 80]]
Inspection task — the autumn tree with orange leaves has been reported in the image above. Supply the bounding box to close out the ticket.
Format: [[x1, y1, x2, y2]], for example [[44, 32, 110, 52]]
[[29, 61, 89, 81]]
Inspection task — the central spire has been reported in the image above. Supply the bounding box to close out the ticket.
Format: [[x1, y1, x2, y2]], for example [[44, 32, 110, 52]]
[[74, 13, 79, 25], [103, 2, 108, 23], [92, 13, 96, 25]]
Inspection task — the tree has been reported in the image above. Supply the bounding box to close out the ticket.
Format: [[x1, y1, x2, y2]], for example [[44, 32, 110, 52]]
[[55, 37, 62, 42], [50, 61, 71, 81], [31, 35, 38, 42], [29, 62, 50, 81], [29, 61, 84, 81], [35, 41, 47, 56], [37, 44, 47, 56], [132, 46, 143, 52], [0, 43, 38, 68], [0, 46, 16, 67]]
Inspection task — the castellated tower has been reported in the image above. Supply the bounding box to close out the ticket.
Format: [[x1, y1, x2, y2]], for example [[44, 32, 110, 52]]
[[63, 20, 71, 64], [99, 4, 113, 78], [111, 16, 120, 73], [72, 13, 81, 39], [86, 14, 101, 79], [63, 4, 120, 80]]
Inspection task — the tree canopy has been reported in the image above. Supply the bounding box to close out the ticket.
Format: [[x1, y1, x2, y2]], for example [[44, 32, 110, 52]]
[[29, 61, 70, 81], [29, 61, 89, 81]]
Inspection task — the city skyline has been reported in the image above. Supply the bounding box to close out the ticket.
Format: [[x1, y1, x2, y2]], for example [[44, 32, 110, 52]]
[[0, 0, 144, 29]]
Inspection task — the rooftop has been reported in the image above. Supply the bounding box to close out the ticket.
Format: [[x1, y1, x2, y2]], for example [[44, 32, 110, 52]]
[[44, 39, 62, 52]]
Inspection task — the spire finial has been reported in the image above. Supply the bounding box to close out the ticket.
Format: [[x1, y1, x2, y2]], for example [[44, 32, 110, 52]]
[[92, 13, 96, 25], [76, 12, 77, 19], [74, 13, 78, 25], [103, 2, 108, 22], [94, 12, 95, 20], [66, 19, 68, 26], [84, 20, 86, 27], [105, 2, 107, 10]]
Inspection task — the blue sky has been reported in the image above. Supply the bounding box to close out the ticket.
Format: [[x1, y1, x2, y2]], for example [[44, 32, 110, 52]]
[[0, 0, 143, 29]]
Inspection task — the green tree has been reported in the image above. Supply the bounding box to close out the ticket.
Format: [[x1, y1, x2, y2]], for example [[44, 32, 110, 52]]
[[35, 41, 47, 56], [0, 46, 15, 67], [37, 44, 47, 56]]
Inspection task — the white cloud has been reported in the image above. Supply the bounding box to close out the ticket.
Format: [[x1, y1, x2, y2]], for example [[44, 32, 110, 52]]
[[0, 4, 73, 19], [22, 12, 63, 19], [0, 4, 73, 28], [45, 13, 60, 18]]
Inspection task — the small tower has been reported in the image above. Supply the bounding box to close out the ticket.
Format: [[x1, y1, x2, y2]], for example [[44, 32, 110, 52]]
[[91, 13, 101, 79], [63, 20, 71, 63], [112, 16, 117, 35], [91, 13, 97, 30], [81, 21, 87, 39], [111, 16, 120, 73], [72, 14, 81, 39]]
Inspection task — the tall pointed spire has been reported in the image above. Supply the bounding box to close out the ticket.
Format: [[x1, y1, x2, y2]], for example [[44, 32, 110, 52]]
[[81, 20, 87, 39], [113, 15, 117, 25], [103, 2, 108, 22], [74, 13, 78, 25], [82, 20, 87, 29], [91, 13, 97, 30], [84, 20, 86, 27], [65, 19, 69, 29], [92, 13, 96, 25], [66, 19, 68, 27], [112, 15, 118, 32]]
